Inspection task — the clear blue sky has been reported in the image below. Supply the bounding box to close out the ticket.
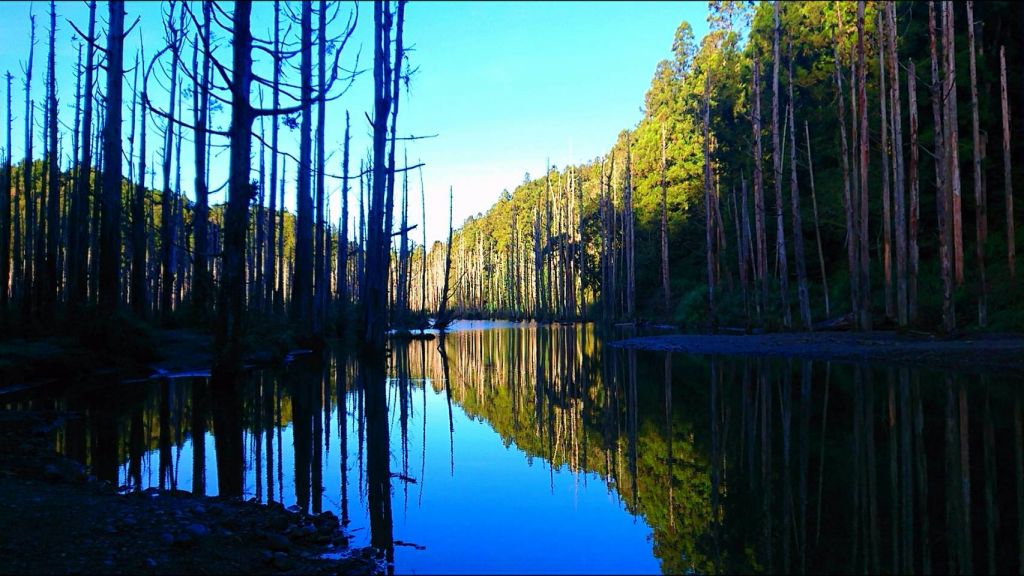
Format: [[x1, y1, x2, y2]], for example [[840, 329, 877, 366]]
[[0, 1, 710, 243]]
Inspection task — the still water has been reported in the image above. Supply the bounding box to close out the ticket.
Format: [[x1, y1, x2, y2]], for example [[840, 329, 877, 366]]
[[7, 321, 1024, 574]]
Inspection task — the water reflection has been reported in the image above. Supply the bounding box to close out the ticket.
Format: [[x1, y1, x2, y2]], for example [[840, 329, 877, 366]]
[[7, 322, 1024, 573]]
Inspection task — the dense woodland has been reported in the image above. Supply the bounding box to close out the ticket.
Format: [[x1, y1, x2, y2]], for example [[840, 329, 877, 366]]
[[1, 0, 1022, 370], [432, 1, 1024, 333]]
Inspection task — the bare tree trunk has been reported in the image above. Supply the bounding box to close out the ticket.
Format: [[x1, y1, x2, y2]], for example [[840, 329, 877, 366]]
[[294, 0, 314, 335], [192, 0, 212, 320], [856, 0, 872, 330], [436, 186, 454, 328], [704, 73, 716, 331], [878, 10, 894, 321], [133, 42, 153, 317], [264, 1, 281, 313], [772, 1, 791, 328], [1001, 46, 1014, 278], [660, 122, 670, 315], [753, 50, 768, 316], [788, 47, 812, 331], [1, 73, 11, 308], [942, 0, 960, 330], [43, 0, 59, 316], [314, 0, 328, 335], [886, 3, 908, 327], [22, 16, 35, 317], [214, 0, 256, 377], [338, 112, 350, 313], [944, 1, 964, 288], [966, 0, 987, 326], [804, 121, 829, 317], [929, 1, 954, 333], [99, 0, 125, 313], [624, 135, 635, 322], [160, 4, 181, 321], [907, 61, 920, 322]]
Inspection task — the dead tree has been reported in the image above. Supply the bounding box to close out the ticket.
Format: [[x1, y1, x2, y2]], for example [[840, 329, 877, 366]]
[[99, 0, 125, 312], [753, 49, 768, 317], [907, 60, 920, 320], [1, 73, 11, 308], [788, 44, 811, 330], [966, 0, 986, 326], [929, 1, 954, 332], [878, 9, 894, 321], [834, 6, 859, 328], [704, 73, 716, 331], [364, 0, 406, 352], [942, 0, 960, 329], [43, 0, 59, 316], [660, 122, 671, 315], [192, 0, 212, 319], [159, 2, 181, 320], [771, 1, 791, 328], [22, 15, 35, 314], [1001, 46, 1014, 278], [435, 185, 454, 330], [804, 122, 829, 317], [856, 0, 871, 330], [885, 3, 908, 327]]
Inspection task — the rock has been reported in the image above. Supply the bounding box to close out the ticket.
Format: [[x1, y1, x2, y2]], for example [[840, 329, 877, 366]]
[[192, 504, 206, 516], [160, 533, 175, 547], [272, 552, 294, 571], [145, 558, 157, 569], [264, 532, 291, 552], [186, 523, 210, 538], [43, 464, 61, 481]]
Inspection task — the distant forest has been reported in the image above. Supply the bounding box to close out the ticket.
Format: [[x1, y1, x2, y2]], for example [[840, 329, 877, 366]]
[[0, 1, 1022, 365], [434, 1, 1024, 333]]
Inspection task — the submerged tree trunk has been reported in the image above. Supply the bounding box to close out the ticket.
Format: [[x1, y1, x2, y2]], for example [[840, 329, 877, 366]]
[[294, 0, 314, 336]]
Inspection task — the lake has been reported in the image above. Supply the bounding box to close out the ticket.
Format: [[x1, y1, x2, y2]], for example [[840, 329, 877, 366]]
[[6, 320, 1023, 574]]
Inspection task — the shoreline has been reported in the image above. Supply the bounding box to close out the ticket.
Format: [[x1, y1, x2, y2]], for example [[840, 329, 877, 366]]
[[609, 330, 1024, 375]]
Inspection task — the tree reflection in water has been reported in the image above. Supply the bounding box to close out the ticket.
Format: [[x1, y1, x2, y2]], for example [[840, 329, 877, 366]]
[[17, 322, 1024, 574]]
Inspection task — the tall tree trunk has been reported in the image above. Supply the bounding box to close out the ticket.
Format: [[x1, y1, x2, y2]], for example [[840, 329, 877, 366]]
[[436, 186, 454, 327], [193, 0, 212, 321], [907, 61, 920, 322], [886, 3, 908, 327], [929, 1, 954, 333], [132, 43, 149, 317], [214, 0, 256, 377], [44, 0, 59, 316], [856, 0, 872, 330], [878, 10, 894, 321], [704, 73, 716, 331], [941, 0, 960, 330], [804, 121, 829, 318], [753, 50, 768, 317], [1, 73, 11, 308], [1001, 46, 1014, 278], [99, 1, 125, 313], [264, 1, 281, 313], [337, 111, 350, 314], [660, 122, 671, 315], [944, 1, 964, 288], [624, 136, 635, 321], [160, 5, 180, 321], [294, 0, 314, 335], [966, 0, 987, 326], [313, 0, 328, 335], [772, 1, 791, 328], [22, 16, 35, 317], [788, 47, 811, 331]]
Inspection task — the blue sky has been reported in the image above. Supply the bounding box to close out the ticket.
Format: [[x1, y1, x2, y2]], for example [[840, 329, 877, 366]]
[[0, 1, 710, 243]]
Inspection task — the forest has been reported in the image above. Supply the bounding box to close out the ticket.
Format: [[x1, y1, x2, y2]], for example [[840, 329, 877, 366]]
[[432, 1, 1024, 334], [1, 0, 1022, 373]]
